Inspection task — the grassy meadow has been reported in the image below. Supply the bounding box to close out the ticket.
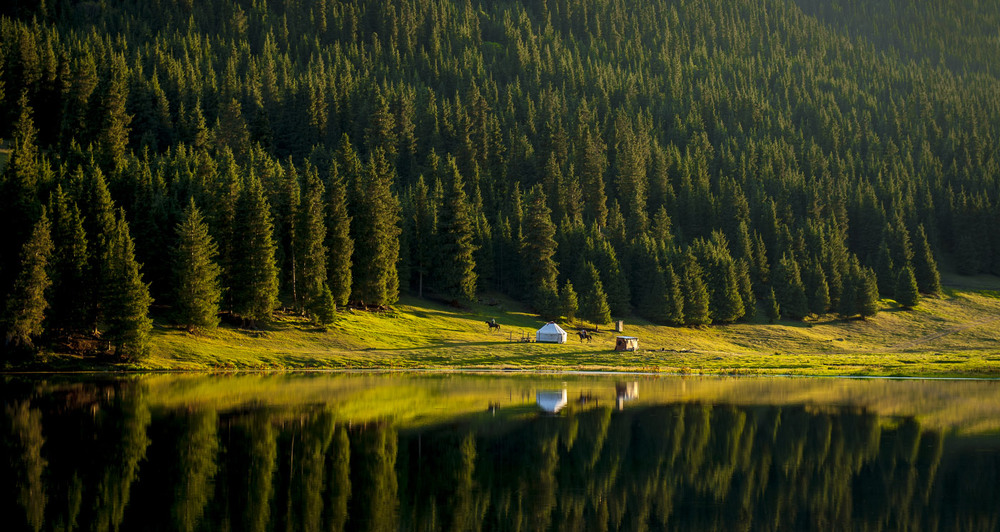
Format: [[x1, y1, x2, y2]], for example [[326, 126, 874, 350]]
[[29, 272, 999, 377]]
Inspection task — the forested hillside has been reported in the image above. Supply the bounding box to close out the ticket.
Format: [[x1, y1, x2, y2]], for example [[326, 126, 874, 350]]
[[2, 0, 999, 359]]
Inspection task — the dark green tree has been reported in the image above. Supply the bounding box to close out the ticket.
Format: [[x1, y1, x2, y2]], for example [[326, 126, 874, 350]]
[[172, 198, 222, 331], [232, 176, 279, 325], [325, 162, 353, 307], [351, 148, 401, 306], [522, 185, 561, 317], [561, 280, 579, 324], [895, 265, 920, 310], [774, 253, 809, 320], [911, 224, 941, 295], [103, 209, 153, 360], [578, 262, 612, 327], [681, 252, 710, 326], [48, 186, 89, 333], [764, 287, 781, 323], [297, 165, 330, 318], [2, 211, 52, 352], [662, 264, 685, 326], [436, 157, 478, 302]]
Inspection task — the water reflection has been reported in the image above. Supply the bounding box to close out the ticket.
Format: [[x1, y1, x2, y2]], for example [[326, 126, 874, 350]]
[[1, 374, 999, 531]]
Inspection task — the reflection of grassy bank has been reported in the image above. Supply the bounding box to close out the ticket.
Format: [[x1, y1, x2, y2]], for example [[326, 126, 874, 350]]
[[23, 283, 1000, 377], [68, 373, 1000, 436]]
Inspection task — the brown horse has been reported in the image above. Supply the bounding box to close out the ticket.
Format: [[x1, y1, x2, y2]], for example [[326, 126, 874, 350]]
[[578, 329, 593, 343], [486, 320, 501, 332]]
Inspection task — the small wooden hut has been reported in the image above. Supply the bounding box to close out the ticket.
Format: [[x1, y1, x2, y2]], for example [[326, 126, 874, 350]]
[[614, 336, 638, 351]]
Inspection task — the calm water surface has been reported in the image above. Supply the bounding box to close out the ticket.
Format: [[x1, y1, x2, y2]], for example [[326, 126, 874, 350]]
[[3, 372, 1000, 531]]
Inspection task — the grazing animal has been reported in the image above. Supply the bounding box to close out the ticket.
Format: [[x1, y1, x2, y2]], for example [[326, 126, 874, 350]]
[[578, 329, 593, 343], [486, 320, 501, 332]]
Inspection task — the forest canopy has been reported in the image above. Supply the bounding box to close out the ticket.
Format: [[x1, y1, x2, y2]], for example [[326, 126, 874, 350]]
[[1, 0, 998, 358]]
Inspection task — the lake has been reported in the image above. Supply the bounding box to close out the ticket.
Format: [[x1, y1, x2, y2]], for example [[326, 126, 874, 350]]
[[3, 372, 1000, 531]]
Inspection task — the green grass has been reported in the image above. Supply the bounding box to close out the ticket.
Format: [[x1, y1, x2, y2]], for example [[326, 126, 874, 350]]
[[22, 280, 1000, 377]]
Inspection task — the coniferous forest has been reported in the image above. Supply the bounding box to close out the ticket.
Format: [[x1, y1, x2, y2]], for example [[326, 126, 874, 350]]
[[2, 0, 999, 360]]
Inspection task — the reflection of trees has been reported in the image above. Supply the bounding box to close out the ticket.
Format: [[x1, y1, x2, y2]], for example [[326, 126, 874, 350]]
[[7, 380, 1000, 531], [1, 401, 47, 532]]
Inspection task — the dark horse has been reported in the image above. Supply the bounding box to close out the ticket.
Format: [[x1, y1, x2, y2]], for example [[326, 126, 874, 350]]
[[578, 329, 593, 342], [486, 320, 501, 332]]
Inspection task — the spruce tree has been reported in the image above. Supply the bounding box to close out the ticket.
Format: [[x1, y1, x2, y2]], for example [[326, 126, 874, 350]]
[[662, 264, 685, 326], [578, 262, 611, 327], [774, 253, 809, 320], [48, 186, 89, 333], [895, 265, 920, 309], [560, 280, 579, 324], [232, 175, 279, 326], [912, 224, 941, 295], [103, 210, 153, 360], [325, 163, 353, 307], [296, 165, 329, 317], [3, 211, 53, 352], [435, 157, 478, 302], [351, 148, 401, 306], [409, 175, 436, 298], [681, 252, 710, 326], [857, 263, 880, 319], [805, 260, 830, 315], [172, 198, 222, 331], [84, 165, 118, 330], [522, 185, 560, 317], [764, 287, 780, 323]]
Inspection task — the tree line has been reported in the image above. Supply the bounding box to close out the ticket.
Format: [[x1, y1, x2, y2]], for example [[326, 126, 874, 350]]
[[4, 0, 998, 359]]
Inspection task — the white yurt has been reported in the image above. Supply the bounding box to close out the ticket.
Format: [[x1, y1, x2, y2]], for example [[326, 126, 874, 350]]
[[536, 322, 568, 343]]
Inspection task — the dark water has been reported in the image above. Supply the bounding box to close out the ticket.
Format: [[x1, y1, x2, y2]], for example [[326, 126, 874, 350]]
[[3, 373, 1000, 531]]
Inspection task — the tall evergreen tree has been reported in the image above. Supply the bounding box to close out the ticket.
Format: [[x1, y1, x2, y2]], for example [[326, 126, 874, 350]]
[[47, 186, 89, 333], [435, 157, 478, 302], [895, 265, 920, 310], [232, 175, 279, 325], [560, 280, 579, 323], [103, 209, 153, 360], [3, 211, 52, 352], [911, 224, 941, 295], [578, 262, 611, 327], [764, 287, 781, 323], [296, 165, 330, 317], [351, 148, 401, 306], [172, 198, 222, 331], [774, 253, 809, 320], [522, 185, 560, 317], [681, 252, 710, 326], [662, 263, 685, 326], [857, 264, 880, 319], [325, 163, 353, 307]]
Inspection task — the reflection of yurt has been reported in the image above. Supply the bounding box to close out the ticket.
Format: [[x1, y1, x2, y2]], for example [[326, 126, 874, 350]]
[[536, 322, 568, 343], [536, 389, 568, 413], [615, 336, 639, 351]]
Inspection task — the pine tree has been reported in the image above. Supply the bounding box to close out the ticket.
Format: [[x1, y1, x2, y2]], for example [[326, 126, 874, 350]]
[[48, 186, 89, 333], [83, 165, 118, 330], [3, 211, 53, 352], [435, 157, 478, 302], [560, 280, 579, 324], [774, 253, 809, 320], [409, 175, 436, 298], [857, 264, 880, 319], [578, 262, 611, 327], [325, 162, 353, 307], [805, 260, 830, 315], [351, 148, 401, 306], [98, 54, 132, 173], [912, 224, 941, 295], [522, 185, 560, 317], [764, 287, 780, 323], [681, 252, 710, 326], [232, 175, 279, 325], [296, 165, 329, 317], [103, 209, 153, 360], [662, 264, 685, 326], [172, 198, 222, 331], [895, 265, 920, 309]]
